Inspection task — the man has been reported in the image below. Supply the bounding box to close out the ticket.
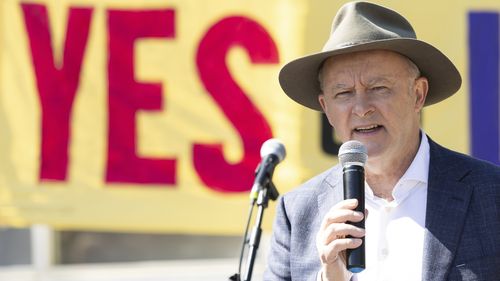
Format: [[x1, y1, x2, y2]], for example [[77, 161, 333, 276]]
[[264, 2, 500, 281]]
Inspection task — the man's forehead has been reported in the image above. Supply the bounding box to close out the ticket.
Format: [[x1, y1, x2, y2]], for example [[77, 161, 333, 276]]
[[321, 50, 411, 81], [330, 76, 395, 90], [323, 50, 410, 70]]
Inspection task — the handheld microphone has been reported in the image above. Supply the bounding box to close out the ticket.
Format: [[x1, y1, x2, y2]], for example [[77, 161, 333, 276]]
[[249, 139, 286, 204], [338, 140, 367, 273]]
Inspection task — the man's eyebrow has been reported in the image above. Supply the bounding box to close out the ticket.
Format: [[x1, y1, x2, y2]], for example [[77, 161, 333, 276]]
[[331, 83, 351, 90]]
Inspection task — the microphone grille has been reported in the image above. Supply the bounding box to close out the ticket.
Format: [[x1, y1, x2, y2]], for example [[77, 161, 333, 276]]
[[260, 139, 286, 162], [338, 140, 367, 167]]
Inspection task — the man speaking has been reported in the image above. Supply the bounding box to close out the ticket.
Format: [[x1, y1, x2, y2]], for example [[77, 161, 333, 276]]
[[264, 1, 500, 281]]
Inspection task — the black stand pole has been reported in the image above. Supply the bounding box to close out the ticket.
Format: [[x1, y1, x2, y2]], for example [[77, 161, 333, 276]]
[[229, 180, 279, 281], [243, 187, 268, 281]]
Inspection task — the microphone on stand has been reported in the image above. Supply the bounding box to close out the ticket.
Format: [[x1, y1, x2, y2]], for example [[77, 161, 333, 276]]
[[229, 139, 285, 281], [338, 140, 367, 273], [249, 139, 286, 204]]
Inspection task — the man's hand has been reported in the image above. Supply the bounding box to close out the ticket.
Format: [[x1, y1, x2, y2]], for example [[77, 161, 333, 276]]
[[316, 199, 366, 281]]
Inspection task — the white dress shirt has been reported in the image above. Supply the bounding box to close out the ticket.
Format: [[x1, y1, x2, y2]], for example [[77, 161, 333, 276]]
[[353, 132, 430, 281]]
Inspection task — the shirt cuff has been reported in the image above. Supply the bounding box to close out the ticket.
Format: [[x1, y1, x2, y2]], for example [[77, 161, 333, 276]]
[[317, 268, 323, 281]]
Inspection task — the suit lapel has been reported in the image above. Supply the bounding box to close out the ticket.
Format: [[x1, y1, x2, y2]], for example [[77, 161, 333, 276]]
[[317, 165, 344, 219], [422, 139, 474, 281]]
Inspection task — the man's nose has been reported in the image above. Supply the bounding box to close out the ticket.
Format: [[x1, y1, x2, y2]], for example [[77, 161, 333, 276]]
[[352, 93, 375, 117]]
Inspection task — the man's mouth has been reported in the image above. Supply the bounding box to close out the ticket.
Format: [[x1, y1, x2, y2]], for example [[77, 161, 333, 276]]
[[354, 124, 382, 133]]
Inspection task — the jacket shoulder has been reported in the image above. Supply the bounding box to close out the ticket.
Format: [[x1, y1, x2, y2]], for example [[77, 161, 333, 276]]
[[430, 139, 500, 184], [281, 165, 340, 203]]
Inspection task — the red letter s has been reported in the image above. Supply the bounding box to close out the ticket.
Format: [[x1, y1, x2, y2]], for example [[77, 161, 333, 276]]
[[195, 17, 279, 193]]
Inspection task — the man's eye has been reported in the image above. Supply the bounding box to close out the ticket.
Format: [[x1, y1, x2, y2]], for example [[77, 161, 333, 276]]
[[335, 91, 351, 97], [372, 86, 387, 91]]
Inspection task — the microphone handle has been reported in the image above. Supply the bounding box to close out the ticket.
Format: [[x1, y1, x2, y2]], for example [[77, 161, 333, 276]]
[[343, 165, 365, 273]]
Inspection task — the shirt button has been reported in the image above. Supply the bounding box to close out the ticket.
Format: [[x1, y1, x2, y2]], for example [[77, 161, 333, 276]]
[[380, 248, 389, 259]]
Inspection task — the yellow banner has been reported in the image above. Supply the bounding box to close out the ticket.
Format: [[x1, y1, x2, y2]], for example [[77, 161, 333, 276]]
[[0, 0, 498, 234]]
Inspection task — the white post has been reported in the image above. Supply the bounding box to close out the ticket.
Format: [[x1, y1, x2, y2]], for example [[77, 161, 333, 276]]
[[31, 224, 54, 280]]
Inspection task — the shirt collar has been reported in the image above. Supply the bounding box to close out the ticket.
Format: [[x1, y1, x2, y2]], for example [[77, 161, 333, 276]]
[[397, 130, 430, 185], [381, 130, 430, 204]]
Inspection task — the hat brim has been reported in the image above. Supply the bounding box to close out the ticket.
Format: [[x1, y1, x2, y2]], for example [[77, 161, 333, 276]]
[[279, 38, 462, 111]]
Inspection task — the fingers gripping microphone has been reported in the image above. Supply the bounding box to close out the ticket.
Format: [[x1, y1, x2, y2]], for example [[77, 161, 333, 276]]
[[339, 140, 367, 273], [249, 139, 286, 204]]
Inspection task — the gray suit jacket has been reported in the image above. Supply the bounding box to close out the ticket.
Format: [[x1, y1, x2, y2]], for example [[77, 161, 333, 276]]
[[264, 139, 500, 281]]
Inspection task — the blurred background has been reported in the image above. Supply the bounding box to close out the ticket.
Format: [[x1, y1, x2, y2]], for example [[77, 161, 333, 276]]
[[0, 0, 498, 280]]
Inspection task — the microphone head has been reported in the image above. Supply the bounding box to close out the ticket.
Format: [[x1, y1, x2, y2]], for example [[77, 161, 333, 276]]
[[260, 138, 286, 163], [338, 140, 367, 167]]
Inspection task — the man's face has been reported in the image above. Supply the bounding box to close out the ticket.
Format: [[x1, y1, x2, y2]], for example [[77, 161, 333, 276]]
[[318, 50, 428, 163]]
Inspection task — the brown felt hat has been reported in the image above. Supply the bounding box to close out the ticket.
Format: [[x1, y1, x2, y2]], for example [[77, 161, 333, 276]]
[[279, 1, 462, 111]]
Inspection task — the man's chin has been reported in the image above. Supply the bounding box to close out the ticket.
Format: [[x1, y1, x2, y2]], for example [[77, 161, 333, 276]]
[[365, 146, 386, 162]]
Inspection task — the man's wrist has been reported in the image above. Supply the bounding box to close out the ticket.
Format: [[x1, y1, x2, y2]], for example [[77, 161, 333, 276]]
[[320, 263, 353, 281]]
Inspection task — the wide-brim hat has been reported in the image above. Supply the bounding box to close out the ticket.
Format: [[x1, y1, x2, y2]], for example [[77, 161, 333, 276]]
[[279, 1, 462, 111]]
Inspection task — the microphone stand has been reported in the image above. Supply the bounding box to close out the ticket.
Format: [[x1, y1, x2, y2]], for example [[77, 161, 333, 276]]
[[229, 172, 279, 281]]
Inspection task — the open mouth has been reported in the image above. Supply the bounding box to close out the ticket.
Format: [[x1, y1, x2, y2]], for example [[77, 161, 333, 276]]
[[354, 124, 382, 133]]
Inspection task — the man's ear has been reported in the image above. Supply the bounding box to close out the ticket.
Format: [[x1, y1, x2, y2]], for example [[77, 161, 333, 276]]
[[414, 77, 429, 112], [318, 93, 327, 112]]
